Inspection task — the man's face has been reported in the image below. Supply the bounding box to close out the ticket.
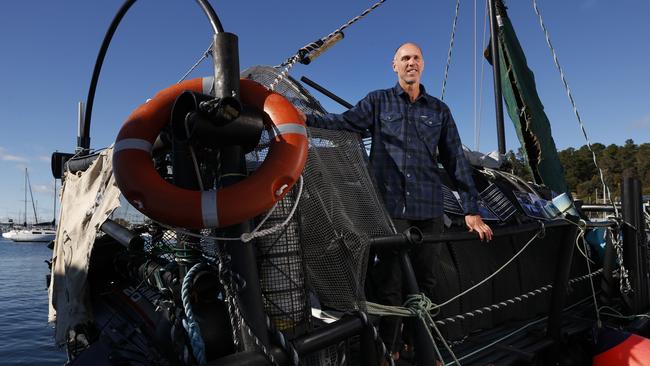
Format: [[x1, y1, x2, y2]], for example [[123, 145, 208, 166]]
[[392, 43, 424, 85]]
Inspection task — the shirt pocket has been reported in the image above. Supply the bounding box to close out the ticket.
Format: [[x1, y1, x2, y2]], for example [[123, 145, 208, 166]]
[[416, 115, 443, 159], [379, 112, 404, 138]]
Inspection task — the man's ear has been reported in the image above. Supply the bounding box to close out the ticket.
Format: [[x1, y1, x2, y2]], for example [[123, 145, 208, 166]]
[[392, 60, 398, 73]]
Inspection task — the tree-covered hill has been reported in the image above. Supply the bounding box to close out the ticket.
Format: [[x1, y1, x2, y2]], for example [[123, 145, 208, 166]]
[[505, 139, 649, 202]]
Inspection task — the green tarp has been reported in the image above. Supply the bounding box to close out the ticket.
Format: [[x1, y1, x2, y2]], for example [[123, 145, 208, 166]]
[[495, 2, 569, 194]]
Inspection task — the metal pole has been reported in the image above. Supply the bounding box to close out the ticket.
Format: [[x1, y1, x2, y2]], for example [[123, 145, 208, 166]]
[[399, 251, 436, 366], [489, 0, 506, 155], [212, 32, 269, 349]]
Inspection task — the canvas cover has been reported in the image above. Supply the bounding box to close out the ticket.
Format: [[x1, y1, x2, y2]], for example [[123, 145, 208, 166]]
[[48, 147, 121, 344], [495, 1, 569, 194]]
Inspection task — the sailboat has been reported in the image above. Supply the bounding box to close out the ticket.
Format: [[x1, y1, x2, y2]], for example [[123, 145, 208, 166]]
[[46, 0, 648, 365], [3, 168, 56, 243]]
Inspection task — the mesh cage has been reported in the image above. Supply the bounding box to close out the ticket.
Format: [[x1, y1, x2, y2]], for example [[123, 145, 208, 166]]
[[242, 66, 394, 312]]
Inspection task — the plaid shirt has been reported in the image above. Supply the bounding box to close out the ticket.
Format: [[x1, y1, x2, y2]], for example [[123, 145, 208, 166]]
[[307, 83, 479, 220]]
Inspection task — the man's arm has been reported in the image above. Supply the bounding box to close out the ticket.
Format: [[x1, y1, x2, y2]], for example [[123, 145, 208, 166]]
[[438, 108, 493, 241], [299, 93, 375, 133]]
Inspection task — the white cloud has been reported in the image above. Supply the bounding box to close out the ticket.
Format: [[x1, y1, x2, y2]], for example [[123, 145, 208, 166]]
[[38, 155, 50, 162], [0, 147, 28, 163]]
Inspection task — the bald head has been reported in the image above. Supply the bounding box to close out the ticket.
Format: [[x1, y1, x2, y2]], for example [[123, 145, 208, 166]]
[[393, 42, 423, 61], [392, 42, 424, 89]]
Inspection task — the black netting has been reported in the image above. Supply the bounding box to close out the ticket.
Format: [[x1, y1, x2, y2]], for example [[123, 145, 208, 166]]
[[241, 66, 394, 314]]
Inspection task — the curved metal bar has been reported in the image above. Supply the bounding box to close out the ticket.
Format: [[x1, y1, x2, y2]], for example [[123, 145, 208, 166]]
[[82, 0, 224, 153], [82, 0, 136, 153], [195, 0, 224, 34]]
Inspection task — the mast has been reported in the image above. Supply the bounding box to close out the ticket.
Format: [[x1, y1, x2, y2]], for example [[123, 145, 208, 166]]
[[23, 168, 27, 227], [26, 169, 38, 224], [488, 0, 506, 155]]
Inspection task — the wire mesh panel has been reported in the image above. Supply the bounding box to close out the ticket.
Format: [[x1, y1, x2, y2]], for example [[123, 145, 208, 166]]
[[242, 66, 394, 313]]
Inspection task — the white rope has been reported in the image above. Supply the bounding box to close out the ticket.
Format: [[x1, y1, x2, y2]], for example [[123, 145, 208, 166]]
[[531, 0, 618, 217], [159, 175, 304, 243]]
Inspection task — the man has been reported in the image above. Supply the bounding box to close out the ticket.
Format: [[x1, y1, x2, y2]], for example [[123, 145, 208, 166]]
[[300, 42, 493, 357]]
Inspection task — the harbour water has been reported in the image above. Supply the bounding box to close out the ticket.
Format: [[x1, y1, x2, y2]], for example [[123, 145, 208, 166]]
[[0, 237, 67, 365]]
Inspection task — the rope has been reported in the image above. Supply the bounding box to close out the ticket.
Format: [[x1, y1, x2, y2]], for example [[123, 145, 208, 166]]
[[441, 0, 461, 101], [212, 245, 281, 366], [354, 311, 394, 366], [178, 43, 213, 84], [265, 315, 301, 366], [271, 0, 388, 90], [531, 0, 618, 218], [181, 262, 208, 365], [434, 269, 601, 326], [158, 175, 304, 243]]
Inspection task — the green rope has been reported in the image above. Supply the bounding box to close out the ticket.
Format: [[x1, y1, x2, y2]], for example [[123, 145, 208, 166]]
[[366, 294, 461, 365]]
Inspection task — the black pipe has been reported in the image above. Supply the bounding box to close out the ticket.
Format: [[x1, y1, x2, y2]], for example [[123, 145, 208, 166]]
[[622, 176, 649, 312], [300, 76, 354, 109], [64, 152, 101, 174], [208, 316, 366, 366], [399, 250, 436, 366], [220, 146, 270, 349], [100, 218, 144, 252], [546, 225, 578, 344], [370, 220, 569, 249], [212, 33, 240, 101], [83, 0, 136, 153], [489, 0, 506, 155]]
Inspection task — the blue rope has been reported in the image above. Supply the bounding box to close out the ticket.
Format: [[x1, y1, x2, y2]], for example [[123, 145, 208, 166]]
[[182, 262, 208, 365]]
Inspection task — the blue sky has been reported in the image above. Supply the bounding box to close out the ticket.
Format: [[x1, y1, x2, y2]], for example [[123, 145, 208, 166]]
[[0, 0, 648, 223]]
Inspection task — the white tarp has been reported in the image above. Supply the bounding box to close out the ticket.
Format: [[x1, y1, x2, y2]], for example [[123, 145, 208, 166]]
[[48, 147, 121, 345]]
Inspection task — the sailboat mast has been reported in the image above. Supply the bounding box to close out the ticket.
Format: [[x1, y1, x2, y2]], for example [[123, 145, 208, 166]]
[[26, 169, 38, 224], [23, 168, 27, 227], [488, 0, 506, 155]]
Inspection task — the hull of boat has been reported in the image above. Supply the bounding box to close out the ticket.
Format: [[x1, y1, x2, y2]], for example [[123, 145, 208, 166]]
[[7, 230, 55, 242]]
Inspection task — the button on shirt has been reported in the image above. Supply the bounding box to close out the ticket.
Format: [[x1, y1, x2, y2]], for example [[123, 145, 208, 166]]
[[306, 83, 479, 220]]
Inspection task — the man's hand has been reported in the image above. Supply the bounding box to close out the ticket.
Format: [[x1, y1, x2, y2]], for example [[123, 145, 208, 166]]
[[465, 214, 493, 242]]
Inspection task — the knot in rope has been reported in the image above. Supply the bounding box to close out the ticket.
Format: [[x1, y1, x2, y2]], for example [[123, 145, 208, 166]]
[[403, 293, 439, 319]]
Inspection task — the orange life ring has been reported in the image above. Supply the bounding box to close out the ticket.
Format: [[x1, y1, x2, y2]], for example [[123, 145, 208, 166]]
[[113, 77, 308, 229]]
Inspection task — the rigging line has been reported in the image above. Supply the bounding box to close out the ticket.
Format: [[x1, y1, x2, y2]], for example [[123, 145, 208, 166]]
[[448, 295, 596, 365], [473, 0, 477, 143], [271, 0, 388, 90], [441, 0, 462, 101], [531, 0, 618, 217], [178, 43, 213, 84], [437, 226, 542, 309], [476, 0, 489, 151]]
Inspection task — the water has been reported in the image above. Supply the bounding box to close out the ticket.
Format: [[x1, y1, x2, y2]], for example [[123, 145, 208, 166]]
[[0, 238, 67, 365]]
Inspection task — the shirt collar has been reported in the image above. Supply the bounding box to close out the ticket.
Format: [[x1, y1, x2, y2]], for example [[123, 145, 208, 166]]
[[393, 83, 434, 105]]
